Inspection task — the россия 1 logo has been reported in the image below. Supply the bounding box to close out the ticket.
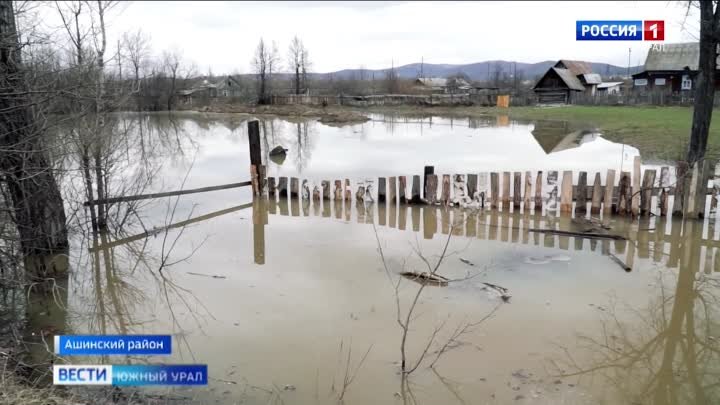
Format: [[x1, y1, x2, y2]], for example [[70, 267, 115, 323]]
[[576, 20, 664, 41]]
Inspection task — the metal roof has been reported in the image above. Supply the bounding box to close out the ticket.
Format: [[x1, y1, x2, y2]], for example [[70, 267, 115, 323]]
[[643, 42, 720, 71], [581, 73, 602, 85], [597, 81, 623, 89], [552, 67, 586, 91]]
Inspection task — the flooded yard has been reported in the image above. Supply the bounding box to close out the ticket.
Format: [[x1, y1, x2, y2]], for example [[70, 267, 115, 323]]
[[15, 112, 720, 404]]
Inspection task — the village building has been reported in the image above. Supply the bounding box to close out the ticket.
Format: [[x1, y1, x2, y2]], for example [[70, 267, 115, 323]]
[[596, 81, 623, 95], [178, 75, 245, 104], [414, 77, 471, 94], [631, 42, 720, 92], [532, 60, 602, 104]]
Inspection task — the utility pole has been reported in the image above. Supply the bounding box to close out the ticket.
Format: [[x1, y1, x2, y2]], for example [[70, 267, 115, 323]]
[[627, 48, 631, 78]]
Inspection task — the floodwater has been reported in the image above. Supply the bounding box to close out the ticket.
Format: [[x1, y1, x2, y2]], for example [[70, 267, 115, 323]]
[[13, 112, 720, 404]]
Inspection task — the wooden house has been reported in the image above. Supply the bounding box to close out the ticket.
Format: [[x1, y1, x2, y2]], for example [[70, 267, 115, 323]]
[[631, 42, 720, 92], [533, 60, 601, 104]]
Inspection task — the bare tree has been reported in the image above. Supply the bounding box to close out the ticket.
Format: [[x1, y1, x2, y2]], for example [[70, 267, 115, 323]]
[[288, 35, 310, 95], [161, 48, 187, 110], [252, 37, 279, 104], [121, 28, 150, 87], [55, 0, 87, 65]]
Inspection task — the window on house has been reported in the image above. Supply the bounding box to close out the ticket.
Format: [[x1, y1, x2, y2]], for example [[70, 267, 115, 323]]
[[681, 75, 692, 90]]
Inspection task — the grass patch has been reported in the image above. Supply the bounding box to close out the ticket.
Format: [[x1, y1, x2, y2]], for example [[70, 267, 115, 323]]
[[498, 105, 720, 161]]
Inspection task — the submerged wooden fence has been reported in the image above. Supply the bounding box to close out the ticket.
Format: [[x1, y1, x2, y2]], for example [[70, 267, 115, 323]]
[[261, 158, 719, 221]]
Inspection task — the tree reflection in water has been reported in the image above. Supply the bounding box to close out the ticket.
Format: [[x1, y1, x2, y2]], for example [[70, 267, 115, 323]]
[[551, 219, 720, 405]]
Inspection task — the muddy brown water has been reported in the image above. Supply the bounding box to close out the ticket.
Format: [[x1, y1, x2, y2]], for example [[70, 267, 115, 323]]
[[12, 112, 720, 404]]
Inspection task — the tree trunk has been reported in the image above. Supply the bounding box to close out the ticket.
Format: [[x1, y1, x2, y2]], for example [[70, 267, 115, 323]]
[[0, 0, 68, 256], [295, 66, 300, 95], [687, 2, 719, 166]]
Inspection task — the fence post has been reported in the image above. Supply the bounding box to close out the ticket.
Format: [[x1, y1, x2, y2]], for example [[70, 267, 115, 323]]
[[640, 170, 656, 216], [423, 166, 434, 199], [590, 173, 602, 214], [248, 120, 262, 195], [631, 156, 641, 216], [604, 169, 616, 214], [378, 177, 387, 203], [560, 171, 573, 214], [673, 161, 688, 217], [575, 171, 587, 215]]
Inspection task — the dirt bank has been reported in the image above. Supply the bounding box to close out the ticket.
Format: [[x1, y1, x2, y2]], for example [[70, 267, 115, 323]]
[[184, 103, 371, 125]]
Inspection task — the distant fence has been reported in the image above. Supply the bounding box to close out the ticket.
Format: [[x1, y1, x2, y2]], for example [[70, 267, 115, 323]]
[[570, 90, 720, 107]]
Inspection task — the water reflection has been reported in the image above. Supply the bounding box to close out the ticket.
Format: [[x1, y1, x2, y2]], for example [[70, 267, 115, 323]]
[[13, 112, 720, 404], [550, 219, 720, 405]]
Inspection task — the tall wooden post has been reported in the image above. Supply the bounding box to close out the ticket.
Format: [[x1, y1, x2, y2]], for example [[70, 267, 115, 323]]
[[248, 121, 262, 195], [590, 173, 602, 214], [631, 156, 641, 216], [658, 166, 669, 216]]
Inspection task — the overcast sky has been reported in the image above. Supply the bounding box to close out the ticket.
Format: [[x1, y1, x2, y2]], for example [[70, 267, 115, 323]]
[[40, 1, 699, 74]]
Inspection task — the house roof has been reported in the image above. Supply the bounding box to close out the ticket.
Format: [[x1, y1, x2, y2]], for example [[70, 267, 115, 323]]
[[581, 73, 602, 85], [597, 81, 623, 89], [552, 67, 586, 91], [643, 42, 720, 71], [556, 60, 593, 75], [416, 77, 448, 87]]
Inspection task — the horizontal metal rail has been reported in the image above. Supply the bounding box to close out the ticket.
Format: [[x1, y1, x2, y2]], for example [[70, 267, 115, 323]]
[[84, 181, 252, 206]]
